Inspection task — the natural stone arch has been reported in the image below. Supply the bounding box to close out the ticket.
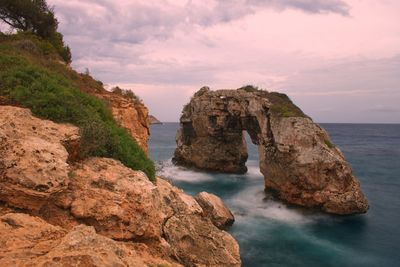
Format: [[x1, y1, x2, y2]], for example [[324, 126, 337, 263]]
[[173, 86, 369, 215]]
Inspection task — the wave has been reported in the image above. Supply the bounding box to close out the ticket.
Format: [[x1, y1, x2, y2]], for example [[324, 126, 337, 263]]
[[229, 185, 318, 224], [156, 159, 214, 183], [157, 159, 325, 225]]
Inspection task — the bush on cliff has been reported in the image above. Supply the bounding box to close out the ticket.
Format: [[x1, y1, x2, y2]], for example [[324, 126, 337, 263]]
[[0, 35, 155, 181]]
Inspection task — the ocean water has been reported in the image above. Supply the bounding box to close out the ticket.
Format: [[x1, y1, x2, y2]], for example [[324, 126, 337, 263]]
[[149, 123, 400, 267]]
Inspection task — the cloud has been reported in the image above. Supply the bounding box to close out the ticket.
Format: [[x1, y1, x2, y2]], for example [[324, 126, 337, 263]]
[[365, 105, 400, 113], [49, 0, 350, 47], [43, 0, 400, 123], [248, 0, 350, 15]]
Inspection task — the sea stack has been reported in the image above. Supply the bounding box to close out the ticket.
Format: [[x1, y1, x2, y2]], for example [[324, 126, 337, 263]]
[[173, 86, 369, 215]]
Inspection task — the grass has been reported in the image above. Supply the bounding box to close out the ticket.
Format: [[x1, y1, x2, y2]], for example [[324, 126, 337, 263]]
[[237, 85, 307, 118], [265, 92, 307, 118], [0, 33, 155, 181], [238, 84, 260, 92]]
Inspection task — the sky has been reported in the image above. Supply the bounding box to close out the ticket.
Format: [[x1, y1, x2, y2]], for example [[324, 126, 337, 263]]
[[45, 0, 399, 123]]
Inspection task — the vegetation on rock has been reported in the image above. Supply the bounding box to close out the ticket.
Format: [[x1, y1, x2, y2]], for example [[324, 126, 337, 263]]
[[0, 33, 155, 181], [111, 86, 141, 102], [267, 91, 307, 118], [238, 85, 307, 118], [0, 0, 71, 63]]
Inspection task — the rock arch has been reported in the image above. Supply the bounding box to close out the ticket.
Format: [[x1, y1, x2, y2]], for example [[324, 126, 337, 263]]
[[173, 87, 368, 215]]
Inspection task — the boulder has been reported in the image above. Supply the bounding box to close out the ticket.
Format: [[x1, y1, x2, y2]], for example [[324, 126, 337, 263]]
[[163, 214, 241, 267], [58, 157, 165, 241], [195, 191, 235, 229], [0, 106, 78, 211], [173, 87, 369, 215]]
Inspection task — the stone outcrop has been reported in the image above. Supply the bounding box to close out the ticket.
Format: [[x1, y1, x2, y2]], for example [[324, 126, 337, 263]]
[[0, 213, 175, 267], [195, 192, 235, 229], [96, 92, 150, 154], [173, 87, 369, 215], [0, 106, 79, 212], [149, 115, 162, 124], [164, 214, 240, 266], [0, 105, 240, 266]]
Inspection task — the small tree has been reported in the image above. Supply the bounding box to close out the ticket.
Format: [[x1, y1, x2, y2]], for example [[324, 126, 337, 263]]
[[0, 0, 71, 63]]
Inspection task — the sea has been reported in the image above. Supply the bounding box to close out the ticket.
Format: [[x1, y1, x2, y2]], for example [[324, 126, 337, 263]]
[[149, 123, 400, 267]]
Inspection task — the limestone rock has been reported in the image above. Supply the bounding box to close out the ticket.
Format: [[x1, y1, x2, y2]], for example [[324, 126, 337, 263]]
[[163, 214, 241, 267], [157, 178, 203, 217], [96, 92, 150, 154], [0, 106, 241, 266], [173, 87, 369, 215], [59, 157, 164, 241], [0, 106, 79, 211], [195, 191, 235, 229], [0, 213, 176, 267]]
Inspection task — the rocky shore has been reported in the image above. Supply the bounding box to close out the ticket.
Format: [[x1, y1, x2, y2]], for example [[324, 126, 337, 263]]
[[0, 105, 240, 266]]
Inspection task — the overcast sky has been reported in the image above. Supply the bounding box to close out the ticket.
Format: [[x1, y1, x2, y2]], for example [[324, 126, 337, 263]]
[[47, 0, 400, 123]]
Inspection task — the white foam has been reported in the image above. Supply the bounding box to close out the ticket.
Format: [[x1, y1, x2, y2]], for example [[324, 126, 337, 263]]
[[156, 159, 214, 183], [244, 165, 263, 179], [229, 185, 313, 224]]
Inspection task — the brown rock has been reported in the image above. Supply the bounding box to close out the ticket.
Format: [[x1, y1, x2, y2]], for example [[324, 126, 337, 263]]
[[96, 92, 150, 154], [157, 178, 203, 216], [61, 157, 164, 241], [0, 213, 177, 267], [0, 106, 241, 266], [195, 191, 235, 229], [163, 214, 241, 267], [173, 87, 369, 215], [0, 106, 78, 211]]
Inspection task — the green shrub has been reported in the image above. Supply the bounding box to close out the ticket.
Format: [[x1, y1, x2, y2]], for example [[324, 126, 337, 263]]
[[267, 92, 307, 118], [238, 84, 260, 92], [324, 139, 335, 149], [111, 86, 141, 102], [0, 51, 155, 181]]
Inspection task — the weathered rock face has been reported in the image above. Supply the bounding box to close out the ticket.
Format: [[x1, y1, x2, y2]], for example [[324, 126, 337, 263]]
[[173, 87, 369, 215], [96, 92, 150, 154], [0, 213, 175, 267], [164, 214, 241, 267], [58, 157, 164, 241], [0, 105, 241, 266], [195, 191, 235, 229], [0, 106, 79, 212]]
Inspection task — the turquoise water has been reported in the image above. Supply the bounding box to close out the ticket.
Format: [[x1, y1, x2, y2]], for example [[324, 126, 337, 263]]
[[149, 123, 400, 267]]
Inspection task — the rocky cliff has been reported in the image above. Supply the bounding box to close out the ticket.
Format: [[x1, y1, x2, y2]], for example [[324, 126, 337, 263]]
[[0, 105, 240, 266], [173, 87, 369, 215], [95, 91, 150, 154]]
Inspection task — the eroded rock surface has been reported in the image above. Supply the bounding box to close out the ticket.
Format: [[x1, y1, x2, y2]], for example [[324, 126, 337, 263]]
[[164, 214, 240, 267], [0, 213, 175, 267], [0, 105, 241, 266], [0, 106, 79, 211], [96, 92, 150, 154], [173, 87, 369, 215], [195, 191, 235, 229]]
